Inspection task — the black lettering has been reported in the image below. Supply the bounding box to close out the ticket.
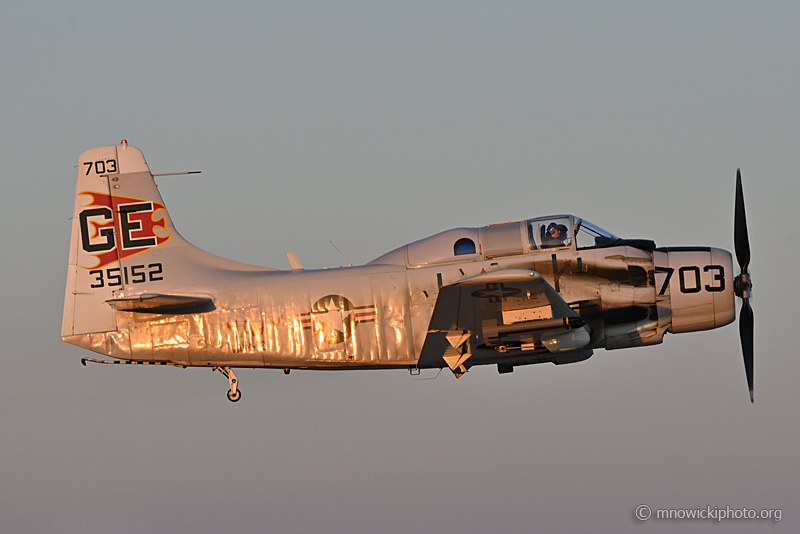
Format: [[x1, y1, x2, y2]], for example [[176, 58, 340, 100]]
[[131, 265, 146, 283], [106, 159, 117, 173], [679, 266, 701, 293], [148, 263, 163, 281], [704, 265, 725, 292], [79, 207, 115, 252], [118, 202, 156, 250], [655, 266, 673, 295], [83, 161, 93, 175], [89, 269, 104, 288], [107, 268, 122, 287], [123, 266, 129, 285], [95, 160, 106, 174]]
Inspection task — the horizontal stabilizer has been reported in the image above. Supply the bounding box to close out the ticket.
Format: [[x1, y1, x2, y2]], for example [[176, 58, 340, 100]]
[[106, 294, 214, 314]]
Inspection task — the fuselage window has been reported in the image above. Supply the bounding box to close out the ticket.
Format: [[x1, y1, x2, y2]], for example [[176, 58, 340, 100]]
[[454, 238, 476, 256]]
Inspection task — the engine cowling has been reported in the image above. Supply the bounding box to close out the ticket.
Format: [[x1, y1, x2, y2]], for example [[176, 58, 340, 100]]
[[654, 247, 735, 333]]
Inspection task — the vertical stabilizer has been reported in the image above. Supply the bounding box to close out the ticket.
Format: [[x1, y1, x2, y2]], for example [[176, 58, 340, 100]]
[[62, 143, 185, 337]]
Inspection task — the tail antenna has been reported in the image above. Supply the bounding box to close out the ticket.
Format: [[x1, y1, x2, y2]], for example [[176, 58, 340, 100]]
[[330, 241, 353, 267]]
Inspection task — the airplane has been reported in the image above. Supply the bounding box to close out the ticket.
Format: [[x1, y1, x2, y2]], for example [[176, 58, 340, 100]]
[[62, 142, 754, 402]]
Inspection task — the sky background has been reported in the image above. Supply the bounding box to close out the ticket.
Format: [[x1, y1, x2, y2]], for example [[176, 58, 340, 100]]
[[1, 1, 799, 532]]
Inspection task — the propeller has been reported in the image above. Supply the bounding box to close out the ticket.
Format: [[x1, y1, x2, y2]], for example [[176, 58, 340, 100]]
[[733, 169, 754, 402]]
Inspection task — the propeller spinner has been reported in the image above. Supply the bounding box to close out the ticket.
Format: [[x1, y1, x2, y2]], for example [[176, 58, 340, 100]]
[[733, 169, 754, 402]]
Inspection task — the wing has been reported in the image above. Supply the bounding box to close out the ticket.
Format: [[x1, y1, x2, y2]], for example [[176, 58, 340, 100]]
[[418, 269, 592, 373]]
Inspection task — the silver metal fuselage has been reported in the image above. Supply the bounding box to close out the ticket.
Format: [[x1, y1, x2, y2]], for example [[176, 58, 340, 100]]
[[64, 241, 734, 370]]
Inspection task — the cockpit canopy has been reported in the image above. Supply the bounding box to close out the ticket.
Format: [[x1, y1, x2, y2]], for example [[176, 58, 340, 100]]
[[369, 215, 620, 267], [529, 216, 619, 251]]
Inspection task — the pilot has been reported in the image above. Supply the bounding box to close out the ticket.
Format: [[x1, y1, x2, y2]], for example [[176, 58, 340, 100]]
[[544, 222, 569, 247]]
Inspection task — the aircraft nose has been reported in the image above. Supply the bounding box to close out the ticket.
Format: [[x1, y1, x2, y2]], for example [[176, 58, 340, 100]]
[[658, 247, 735, 333]]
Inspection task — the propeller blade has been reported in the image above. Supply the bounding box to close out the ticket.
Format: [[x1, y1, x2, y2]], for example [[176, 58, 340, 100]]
[[739, 300, 754, 403], [733, 170, 754, 402], [734, 169, 751, 272]]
